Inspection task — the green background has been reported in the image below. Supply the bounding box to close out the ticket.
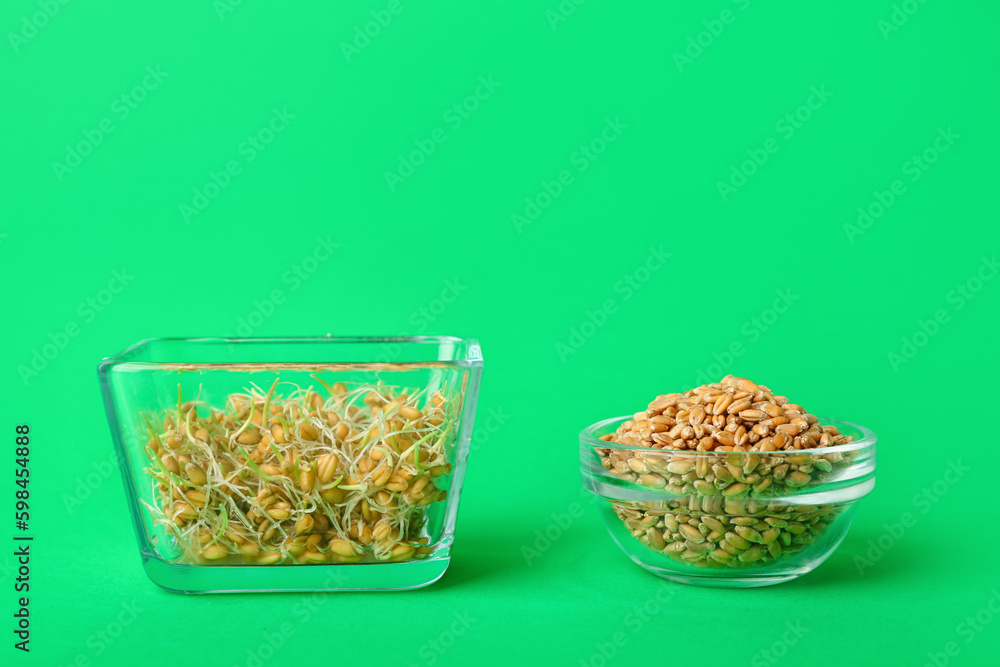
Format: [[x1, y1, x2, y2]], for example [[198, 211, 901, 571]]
[[2, 1, 999, 665]]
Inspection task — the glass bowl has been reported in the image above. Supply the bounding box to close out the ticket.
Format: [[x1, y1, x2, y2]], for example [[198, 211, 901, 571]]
[[580, 415, 876, 588], [98, 336, 483, 593]]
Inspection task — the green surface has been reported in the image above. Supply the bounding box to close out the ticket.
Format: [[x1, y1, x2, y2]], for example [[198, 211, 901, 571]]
[[2, 1, 999, 665]]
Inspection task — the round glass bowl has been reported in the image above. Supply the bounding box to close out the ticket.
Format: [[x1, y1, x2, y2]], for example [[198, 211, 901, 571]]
[[580, 416, 876, 588]]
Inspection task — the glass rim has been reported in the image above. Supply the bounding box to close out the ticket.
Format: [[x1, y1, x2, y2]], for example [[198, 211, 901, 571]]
[[579, 414, 876, 456], [98, 335, 484, 371]]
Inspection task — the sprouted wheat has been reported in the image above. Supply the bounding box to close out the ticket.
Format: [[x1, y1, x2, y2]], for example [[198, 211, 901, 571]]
[[140, 378, 457, 565]]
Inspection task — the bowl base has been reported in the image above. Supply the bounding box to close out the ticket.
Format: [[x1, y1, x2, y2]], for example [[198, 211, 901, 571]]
[[651, 571, 798, 588], [141, 550, 451, 593]]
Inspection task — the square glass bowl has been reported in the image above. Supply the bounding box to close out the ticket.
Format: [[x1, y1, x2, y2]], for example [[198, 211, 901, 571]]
[[98, 336, 483, 593]]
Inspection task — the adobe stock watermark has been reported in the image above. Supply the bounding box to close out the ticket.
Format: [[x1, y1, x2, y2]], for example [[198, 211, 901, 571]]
[[18, 268, 134, 386], [545, 0, 590, 30], [179, 107, 296, 223], [469, 406, 510, 453], [750, 621, 809, 667], [51, 66, 169, 182], [673, 0, 755, 72], [384, 76, 501, 191], [405, 611, 476, 667], [878, 0, 932, 40], [555, 246, 670, 362], [522, 486, 600, 567], [340, 0, 414, 62], [920, 589, 1000, 667], [522, 503, 585, 566], [54, 601, 144, 667], [233, 570, 352, 667], [236, 621, 298, 667], [692, 288, 799, 384], [363, 286, 474, 370], [342, 341, 503, 457], [366, 332, 478, 373], [844, 126, 959, 243], [887, 255, 996, 372], [214, 0, 250, 21], [7, 0, 72, 53], [407, 279, 467, 333], [717, 85, 833, 202], [512, 117, 628, 233], [231, 236, 338, 336], [854, 459, 968, 575], [62, 451, 118, 515], [578, 582, 676, 667]]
